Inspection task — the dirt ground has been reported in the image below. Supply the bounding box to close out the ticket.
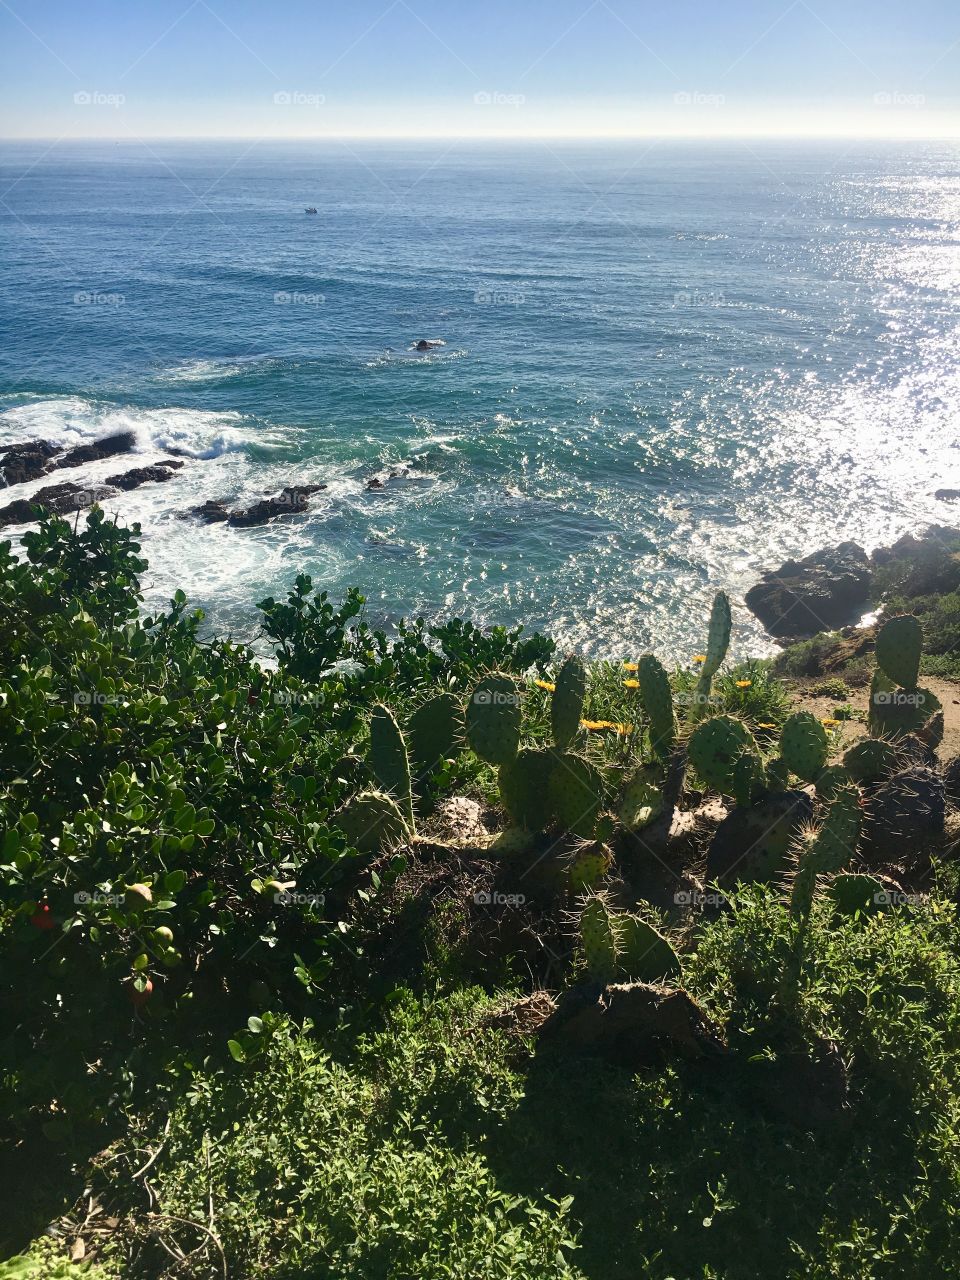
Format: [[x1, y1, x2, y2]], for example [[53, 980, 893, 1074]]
[[788, 673, 960, 762]]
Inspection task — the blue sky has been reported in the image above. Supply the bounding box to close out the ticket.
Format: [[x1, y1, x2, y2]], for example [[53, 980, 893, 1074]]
[[1, 0, 958, 136]]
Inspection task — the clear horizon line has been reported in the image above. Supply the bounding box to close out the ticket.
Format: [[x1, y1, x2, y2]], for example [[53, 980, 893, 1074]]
[[3, 131, 960, 142]]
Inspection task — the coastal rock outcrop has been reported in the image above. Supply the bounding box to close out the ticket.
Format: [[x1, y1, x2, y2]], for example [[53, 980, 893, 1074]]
[[0, 431, 136, 488], [745, 542, 872, 637], [0, 481, 117, 528], [227, 485, 326, 527], [105, 460, 184, 491]]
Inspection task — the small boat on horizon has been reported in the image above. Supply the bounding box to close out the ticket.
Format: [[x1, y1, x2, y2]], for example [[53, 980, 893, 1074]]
[[305, 207, 317, 214]]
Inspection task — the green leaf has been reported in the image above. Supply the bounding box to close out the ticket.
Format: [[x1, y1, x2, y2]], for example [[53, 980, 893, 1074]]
[[227, 1039, 245, 1062]]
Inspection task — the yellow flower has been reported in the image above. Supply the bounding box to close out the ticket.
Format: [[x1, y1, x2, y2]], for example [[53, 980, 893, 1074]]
[[623, 678, 640, 689], [821, 717, 841, 727], [580, 719, 615, 731], [622, 662, 638, 672], [614, 723, 633, 735], [533, 679, 555, 692], [736, 679, 752, 689], [693, 654, 706, 664], [756, 722, 777, 730]]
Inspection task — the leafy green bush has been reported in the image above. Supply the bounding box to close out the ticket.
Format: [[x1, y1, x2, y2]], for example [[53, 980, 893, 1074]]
[[91, 993, 579, 1280], [0, 512, 553, 1132]]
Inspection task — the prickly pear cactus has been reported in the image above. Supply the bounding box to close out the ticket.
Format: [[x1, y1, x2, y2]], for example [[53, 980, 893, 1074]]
[[780, 711, 829, 782], [618, 914, 682, 982], [370, 704, 415, 829], [875, 614, 922, 690], [843, 738, 897, 783], [487, 825, 535, 856], [707, 790, 814, 886], [814, 764, 850, 801], [688, 715, 758, 794], [466, 673, 521, 766], [335, 790, 410, 854], [498, 748, 555, 831], [408, 692, 463, 777], [637, 653, 676, 759], [618, 766, 665, 832], [549, 753, 605, 838], [790, 784, 862, 919], [551, 654, 586, 750], [579, 894, 619, 983], [765, 756, 790, 792], [566, 843, 613, 892], [868, 668, 942, 740], [731, 751, 765, 808], [694, 590, 732, 713]]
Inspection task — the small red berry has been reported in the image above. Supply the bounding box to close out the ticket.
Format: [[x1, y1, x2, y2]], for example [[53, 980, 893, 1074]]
[[128, 977, 154, 1006], [30, 904, 55, 931]]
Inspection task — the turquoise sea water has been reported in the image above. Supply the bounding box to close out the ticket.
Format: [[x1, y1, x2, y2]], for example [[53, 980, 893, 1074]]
[[1, 139, 958, 658]]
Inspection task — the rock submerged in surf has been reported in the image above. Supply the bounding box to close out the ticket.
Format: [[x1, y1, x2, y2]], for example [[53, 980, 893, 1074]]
[[0, 481, 117, 528], [186, 485, 326, 528], [0, 431, 137, 487]]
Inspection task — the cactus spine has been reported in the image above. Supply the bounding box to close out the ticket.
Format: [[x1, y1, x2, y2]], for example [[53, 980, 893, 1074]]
[[369, 704, 415, 830]]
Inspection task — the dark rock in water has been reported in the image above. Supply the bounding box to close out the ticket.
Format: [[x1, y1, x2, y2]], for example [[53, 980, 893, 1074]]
[[105, 463, 179, 491], [55, 431, 136, 470], [366, 477, 386, 490], [0, 481, 115, 527], [862, 766, 945, 861], [707, 790, 814, 887], [189, 500, 230, 524], [0, 440, 61, 485], [227, 485, 326, 528], [935, 489, 960, 501], [32, 482, 115, 513], [156, 458, 185, 469], [0, 497, 40, 527], [870, 525, 960, 596], [745, 542, 871, 637]]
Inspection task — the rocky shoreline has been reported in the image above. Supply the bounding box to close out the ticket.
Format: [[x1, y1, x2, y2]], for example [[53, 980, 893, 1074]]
[[2, 431, 958, 657]]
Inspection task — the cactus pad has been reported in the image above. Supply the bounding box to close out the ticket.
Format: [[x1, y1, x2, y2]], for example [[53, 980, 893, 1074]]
[[829, 872, 885, 917], [843, 738, 897, 783], [579, 894, 619, 983], [408, 693, 463, 776], [814, 764, 851, 800], [567, 843, 613, 891], [637, 653, 676, 759], [498, 748, 555, 831], [369, 704, 415, 829], [618, 914, 682, 982], [688, 715, 758, 794], [549, 753, 605, 837], [335, 790, 410, 854], [551, 654, 586, 750], [731, 751, 766, 808], [780, 711, 829, 782], [618, 766, 665, 832], [466, 673, 521, 765], [875, 614, 922, 689]]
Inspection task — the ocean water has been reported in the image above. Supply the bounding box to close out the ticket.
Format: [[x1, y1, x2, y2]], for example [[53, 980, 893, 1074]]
[[1, 138, 958, 659]]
